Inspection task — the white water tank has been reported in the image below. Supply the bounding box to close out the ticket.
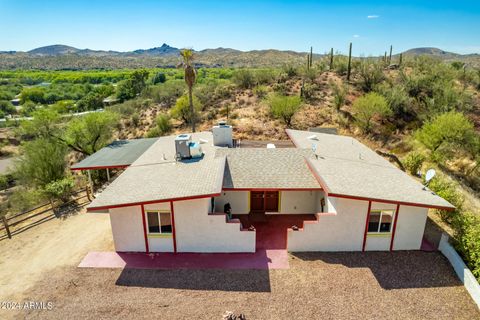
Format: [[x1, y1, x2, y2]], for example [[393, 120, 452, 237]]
[[212, 121, 233, 147]]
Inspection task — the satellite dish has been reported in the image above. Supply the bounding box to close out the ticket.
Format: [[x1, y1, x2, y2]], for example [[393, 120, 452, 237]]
[[425, 169, 436, 184], [307, 135, 318, 141]]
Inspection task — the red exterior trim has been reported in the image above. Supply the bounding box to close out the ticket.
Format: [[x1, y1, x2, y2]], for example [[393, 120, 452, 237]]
[[304, 158, 330, 193], [222, 187, 321, 191], [70, 164, 130, 171], [170, 201, 177, 253], [86, 192, 221, 212], [327, 193, 454, 211], [362, 201, 372, 252], [389, 204, 401, 251], [140, 204, 149, 254]]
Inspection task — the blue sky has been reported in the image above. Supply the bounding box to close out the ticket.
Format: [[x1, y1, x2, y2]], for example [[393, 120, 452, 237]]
[[1, 0, 479, 55]]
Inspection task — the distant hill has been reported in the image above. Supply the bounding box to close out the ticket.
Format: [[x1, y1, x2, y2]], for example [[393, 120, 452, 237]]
[[0, 44, 478, 70], [28, 44, 81, 56]]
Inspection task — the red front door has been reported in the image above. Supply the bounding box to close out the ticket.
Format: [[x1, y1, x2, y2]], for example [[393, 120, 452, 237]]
[[250, 191, 265, 213], [250, 191, 279, 213]]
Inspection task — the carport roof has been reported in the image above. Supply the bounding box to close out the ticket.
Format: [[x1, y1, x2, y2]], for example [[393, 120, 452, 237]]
[[71, 138, 158, 170]]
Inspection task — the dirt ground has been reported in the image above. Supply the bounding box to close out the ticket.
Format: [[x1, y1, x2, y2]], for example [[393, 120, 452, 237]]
[[0, 209, 113, 302], [0, 209, 478, 319]]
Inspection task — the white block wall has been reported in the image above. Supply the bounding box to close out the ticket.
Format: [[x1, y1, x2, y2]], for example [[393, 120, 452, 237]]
[[279, 190, 321, 214], [214, 191, 250, 214], [392, 205, 428, 250], [174, 198, 255, 253], [109, 206, 145, 252], [287, 197, 368, 251]]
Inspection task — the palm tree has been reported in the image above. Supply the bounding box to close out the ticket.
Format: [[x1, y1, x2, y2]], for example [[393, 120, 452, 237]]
[[179, 49, 197, 132]]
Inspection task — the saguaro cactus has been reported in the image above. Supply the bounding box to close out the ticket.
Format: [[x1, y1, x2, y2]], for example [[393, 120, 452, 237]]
[[347, 42, 352, 81], [389, 45, 393, 65], [399, 53, 403, 66], [310, 46, 313, 68], [329, 48, 334, 70]]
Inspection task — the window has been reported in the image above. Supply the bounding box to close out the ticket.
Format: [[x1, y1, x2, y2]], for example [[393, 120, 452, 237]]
[[368, 210, 394, 233], [146, 211, 172, 234]]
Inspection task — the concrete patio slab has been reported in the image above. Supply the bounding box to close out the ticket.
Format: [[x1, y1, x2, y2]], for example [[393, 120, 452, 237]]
[[78, 249, 289, 270]]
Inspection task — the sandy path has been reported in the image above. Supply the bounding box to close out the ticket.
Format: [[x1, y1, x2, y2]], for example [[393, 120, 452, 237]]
[[0, 209, 113, 301]]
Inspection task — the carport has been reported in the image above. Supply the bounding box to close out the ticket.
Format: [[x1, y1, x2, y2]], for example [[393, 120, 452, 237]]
[[71, 138, 158, 189]]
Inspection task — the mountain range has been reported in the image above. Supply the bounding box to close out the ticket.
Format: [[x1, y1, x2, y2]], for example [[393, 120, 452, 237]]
[[1, 43, 479, 70]]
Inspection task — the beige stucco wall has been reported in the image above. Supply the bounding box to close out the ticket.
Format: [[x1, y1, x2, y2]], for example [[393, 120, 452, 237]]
[[287, 197, 368, 251], [214, 191, 250, 214], [392, 205, 428, 250], [174, 198, 255, 253], [109, 206, 145, 252]]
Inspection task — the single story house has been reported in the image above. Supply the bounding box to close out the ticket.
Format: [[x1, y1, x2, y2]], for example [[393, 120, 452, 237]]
[[76, 123, 454, 253]]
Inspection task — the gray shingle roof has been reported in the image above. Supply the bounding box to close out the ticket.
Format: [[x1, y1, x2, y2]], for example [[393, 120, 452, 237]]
[[87, 132, 225, 210], [216, 148, 321, 189], [287, 129, 455, 209], [71, 138, 158, 170]]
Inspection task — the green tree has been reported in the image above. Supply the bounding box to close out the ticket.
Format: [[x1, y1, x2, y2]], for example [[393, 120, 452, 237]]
[[179, 49, 197, 132], [14, 138, 68, 188], [116, 70, 149, 101], [352, 92, 391, 133], [0, 100, 16, 116], [20, 87, 46, 104], [171, 95, 202, 125], [416, 111, 477, 161], [65, 111, 119, 155], [268, 94, 303, 127]]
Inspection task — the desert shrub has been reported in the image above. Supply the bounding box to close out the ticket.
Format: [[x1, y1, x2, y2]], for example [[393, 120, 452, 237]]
[[109, 100, 137, 117], [268, 94, 303, 127], [272, 82, 287, 95], [282, 64, 298, 78], [416, 111, 477, 162], [131, 113, 140, 127], [214, 83, 235, 100], [152, 72, 166, 84], [403, 152, 426, 175], [156, 113, 172, 135], [452, 211, 480, 279], [352, 92, 391, 133], [8, 187, 46, 213], [428, 176, 464, 223], [193, 81, 219, 106], [170, 95, 202, 125], [254, 69, 277, 85], [374, 82, 411, 118], [0, 174, 8, 190], [144, 80, 185, 106], [357, 59, 385, 92], [301, 82, 317, 101], [44, 176, 75, 202], [330, 81, 348, 110], [0, 100, 16, 116], [232, 69, 255, 89], [253, 85, 268, 99], [333, 56, 349, 75]]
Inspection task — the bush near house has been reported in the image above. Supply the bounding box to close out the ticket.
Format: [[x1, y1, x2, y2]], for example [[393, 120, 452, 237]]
[[452, 212, 480, 279], [403, 152, 425, 175]]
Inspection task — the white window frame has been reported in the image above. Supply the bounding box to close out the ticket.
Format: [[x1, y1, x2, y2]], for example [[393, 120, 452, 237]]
[[368, 209, 395, 234], [146, 210, 172, 235]]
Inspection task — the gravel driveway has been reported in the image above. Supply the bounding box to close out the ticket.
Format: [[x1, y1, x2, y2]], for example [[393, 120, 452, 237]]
[[10, 251, 479, 319]]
